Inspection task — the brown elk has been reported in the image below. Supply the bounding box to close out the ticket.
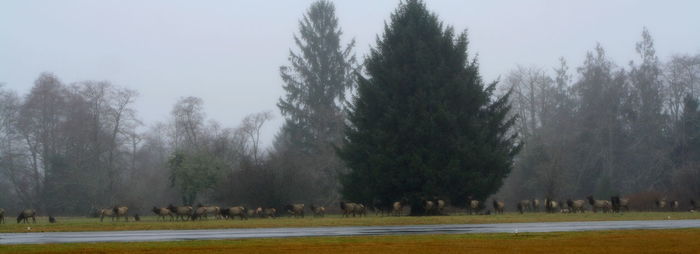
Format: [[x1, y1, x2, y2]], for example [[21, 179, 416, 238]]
[[356, 204, 367, 217], [263, 208, 277, 218], [610, 196, 630, 213], [340, 201, 359, 217], [544, 198, 559, 213], [669, 200, 679, 212], [191, 206, 208, 221], [619, 198, 630, 212], [113, 206, 129, 222], [99, 208, 115, 222], [168, 204, 194, 221], [222, 206, 247, 220], [17, 209, 36, 224], [517, 200, 531, 214], [567, 199, 586, 213], [285, 204, 305, 218], [468, 199, 480, 215], [587, 196, 611, 213], [436, 199, 446, 215], [310, 205, 325, 217], [152, 207, 174, 221], [392, 201, 404, 216], [492, 200, 505, 214], [655, 198, 667, 210], [532, 199, 541, 212], [423, 200, 436, 215]]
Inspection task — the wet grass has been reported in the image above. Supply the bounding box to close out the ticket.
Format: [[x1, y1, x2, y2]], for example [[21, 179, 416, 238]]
[[2, 228, 699, 253], [0, 211, 698, 233]]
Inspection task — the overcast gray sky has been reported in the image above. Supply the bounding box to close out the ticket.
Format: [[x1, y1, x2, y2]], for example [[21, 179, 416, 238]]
[[1, 0, 699, 147]]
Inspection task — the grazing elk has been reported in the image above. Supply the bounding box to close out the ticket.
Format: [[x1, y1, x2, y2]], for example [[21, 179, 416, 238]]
[[152, 207, 174, 221], [246, 209, 256, 218], [619, 197, 630, 212], [356, 204, 367, 217], [310, 205, 325, 217], [17, 209, 36, 224], [492, 200, 505, 214], [253, 207, 277, 218], [191, 206, 208, 221], [195, 204, 221, 220], [532, 199, 541, 212], [544, 198, 559, 213], [517, 200, 531, 214], [168, 204, 194, 221], [0, 208, 4, 224], [99, 208, 115, 222], [669, 200, 679, 212], [263, 208, 277, 218], [567, 199, 586, 213], [587, 196, 611, 213], [254, 207, 263, 217], [436, 199, 446, 215], [285, 204, 305, 218], [392, 201, 404, 216], [468, 198, 480, 215], [340, 201, 359, 217], [610, 196, 630, 213], [655, 199, 667, 210], [611, 196, 622, 213], [222, 206, 247, 220], [423, 200, 436, 215], [113, 206, 129, 222]]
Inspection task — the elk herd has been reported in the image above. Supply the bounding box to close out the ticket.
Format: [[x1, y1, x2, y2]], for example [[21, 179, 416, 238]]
[[1, 196, 698, 224]]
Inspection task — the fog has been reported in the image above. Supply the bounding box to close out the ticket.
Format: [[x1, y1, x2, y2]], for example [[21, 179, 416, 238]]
[[0, 1, 699, 215], [2, 1, 698, 146]]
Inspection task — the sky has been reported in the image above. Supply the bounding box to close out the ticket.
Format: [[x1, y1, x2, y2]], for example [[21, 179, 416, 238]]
[[1, 0, 699, 148]]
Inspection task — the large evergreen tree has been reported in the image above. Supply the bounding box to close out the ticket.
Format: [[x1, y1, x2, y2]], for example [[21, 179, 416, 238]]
[[338, 0, 519, 215], [276, 0, 356, 203]]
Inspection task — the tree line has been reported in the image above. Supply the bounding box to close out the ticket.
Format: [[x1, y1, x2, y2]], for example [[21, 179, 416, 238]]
[[1, 0, 698, 215], [497, 28, 700, 206]]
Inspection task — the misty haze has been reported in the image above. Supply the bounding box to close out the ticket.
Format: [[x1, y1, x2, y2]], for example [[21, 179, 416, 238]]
[[1, 1, 700, 252]]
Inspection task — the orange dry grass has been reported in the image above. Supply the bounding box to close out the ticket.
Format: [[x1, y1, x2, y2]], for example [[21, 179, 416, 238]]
[[2, 228, 699, 254]]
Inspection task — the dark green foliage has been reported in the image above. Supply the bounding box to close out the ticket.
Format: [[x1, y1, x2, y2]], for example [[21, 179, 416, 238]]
[[338, 0, 519, 214], [277, 0, 355, 153], [168, 151, 224, 205], [671, 96, 700, 197], [275, 0, 356, 204]]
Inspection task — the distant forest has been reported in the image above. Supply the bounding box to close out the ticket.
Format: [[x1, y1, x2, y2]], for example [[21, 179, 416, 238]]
[[0, 0, 699, 215], [497, 30, 700, 208]]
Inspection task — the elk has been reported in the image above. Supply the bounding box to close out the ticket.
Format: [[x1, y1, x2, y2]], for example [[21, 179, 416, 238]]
[[152, 207, 174, 221], [587, 196, 611, 213], [492, 200, 505, 214], [17, 209, 36, 224], [517, 200, 531, 214], [113, 206, 129, 222], [285, 204, 305, 218], [310, 205, 325, 217], [168, 204, 194, 221]]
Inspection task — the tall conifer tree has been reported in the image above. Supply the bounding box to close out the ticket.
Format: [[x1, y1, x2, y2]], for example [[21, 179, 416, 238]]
[[276, 0, 356, 203], [338, 0, 519, 214]]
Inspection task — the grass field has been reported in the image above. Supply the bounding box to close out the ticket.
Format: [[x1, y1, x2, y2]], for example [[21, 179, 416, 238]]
[[1, 211, 699, 233], [1, 228, 699, 253]]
